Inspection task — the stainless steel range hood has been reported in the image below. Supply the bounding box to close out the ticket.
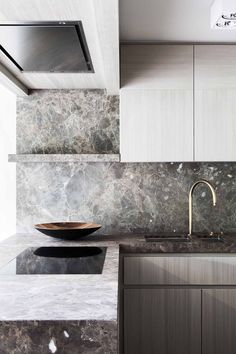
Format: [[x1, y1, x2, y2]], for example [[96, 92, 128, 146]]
[[0, 21, 94, 73]]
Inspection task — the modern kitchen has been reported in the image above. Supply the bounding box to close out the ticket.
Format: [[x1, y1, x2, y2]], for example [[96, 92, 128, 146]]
[[1, 0, 236, 353]]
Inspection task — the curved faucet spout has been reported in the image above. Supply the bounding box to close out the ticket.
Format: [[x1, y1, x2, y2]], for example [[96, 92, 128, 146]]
[[188, 179, 217, 236]]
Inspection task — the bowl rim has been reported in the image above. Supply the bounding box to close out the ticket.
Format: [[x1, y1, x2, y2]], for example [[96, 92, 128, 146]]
[[34, 222, 102, 230]]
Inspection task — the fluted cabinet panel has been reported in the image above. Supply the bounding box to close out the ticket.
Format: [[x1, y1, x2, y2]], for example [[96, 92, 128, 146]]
[[120, 89, 193, 162], [194, 45, 236, 161], [124, 255, 236, 285], [195, 90, 236, 161], [121, 45, 193, 89], [124, 288, 201, 354], [194, 45, 236, 89], [120, 44, 193, 162], [202, 289, 236, 354]]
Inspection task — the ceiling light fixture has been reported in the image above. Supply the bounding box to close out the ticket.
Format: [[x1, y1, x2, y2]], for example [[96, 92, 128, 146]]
[[211, 0, 236, 29]]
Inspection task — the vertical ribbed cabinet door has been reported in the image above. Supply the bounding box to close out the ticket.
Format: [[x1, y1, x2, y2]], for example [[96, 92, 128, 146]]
[[120, 89, 193, 162], [195, 45, 236, 161], [202, 289, 236, 354], [124, 289, 201, 354], [120, 45, 193, 162]]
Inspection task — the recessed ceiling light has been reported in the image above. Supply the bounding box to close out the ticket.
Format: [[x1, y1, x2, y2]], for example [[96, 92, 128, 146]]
[[211, 0, 236, 29]]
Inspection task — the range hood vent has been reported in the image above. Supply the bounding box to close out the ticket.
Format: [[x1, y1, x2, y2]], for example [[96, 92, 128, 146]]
[[0, 21, 94, 73]]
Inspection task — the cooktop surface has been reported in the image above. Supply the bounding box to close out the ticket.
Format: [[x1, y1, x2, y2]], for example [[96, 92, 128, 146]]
[[0, 246, 107, 275]]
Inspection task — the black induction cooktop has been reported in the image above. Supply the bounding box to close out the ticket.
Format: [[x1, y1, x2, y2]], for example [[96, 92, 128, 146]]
[[0, 246, 107, 275]]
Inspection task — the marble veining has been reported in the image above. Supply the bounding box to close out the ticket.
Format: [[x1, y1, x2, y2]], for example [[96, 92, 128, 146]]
[[17, 162, 236, 234], [0, 276, 117, 321], [17, 90, 119, 154], [0, 320, 117, 354], [15, 89, 236, 236]]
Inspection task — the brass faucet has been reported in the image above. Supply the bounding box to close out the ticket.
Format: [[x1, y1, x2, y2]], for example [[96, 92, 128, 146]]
[[188, 180, 217, 237]]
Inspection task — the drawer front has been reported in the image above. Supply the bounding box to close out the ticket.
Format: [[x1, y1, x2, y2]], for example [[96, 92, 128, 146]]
[[124, 255, 236, 285]]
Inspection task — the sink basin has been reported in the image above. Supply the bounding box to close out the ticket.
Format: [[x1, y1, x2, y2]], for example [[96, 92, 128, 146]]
[[195, 235, 224, 242], [145, 234, 191, 242], [145, 234, 224, 242]]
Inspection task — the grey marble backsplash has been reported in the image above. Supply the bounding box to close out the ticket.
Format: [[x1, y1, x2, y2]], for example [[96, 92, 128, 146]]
[[16, 89, 236, 235], [17, 162, 236, 234], [17, 90, 119, 154]]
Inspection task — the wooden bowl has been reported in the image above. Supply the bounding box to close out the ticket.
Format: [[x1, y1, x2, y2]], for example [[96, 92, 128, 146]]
[[34, 222, 102, 240]]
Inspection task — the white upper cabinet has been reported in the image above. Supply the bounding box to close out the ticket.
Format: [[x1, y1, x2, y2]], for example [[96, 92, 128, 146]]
[[120, 89, 193, 162], [194, 45, 236, 161], [120, 45, 194, 162], [120, 44, 236, 162], [121, 45, 193, 90]]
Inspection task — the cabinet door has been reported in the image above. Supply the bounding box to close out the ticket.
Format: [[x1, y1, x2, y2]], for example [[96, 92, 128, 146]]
[[195, 45, 236, 161], [120, 89, 193, 162], [202, 289, 236, 354], [120, 45, 193, 162], [124, 288, 201, 354], [121, 45, 193, 90]]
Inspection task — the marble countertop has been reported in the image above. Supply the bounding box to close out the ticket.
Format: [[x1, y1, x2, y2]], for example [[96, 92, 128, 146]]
[[0, 234, 120, 322], [1, 233, 236, 322]]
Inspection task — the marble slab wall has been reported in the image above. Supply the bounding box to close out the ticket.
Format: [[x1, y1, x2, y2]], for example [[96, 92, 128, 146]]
[[17, 162, 236, 234], [17, 90, 119, 154], [16, 90, 236, 235]]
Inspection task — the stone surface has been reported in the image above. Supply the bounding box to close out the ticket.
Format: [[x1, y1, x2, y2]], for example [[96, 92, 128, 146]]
[[0, 320, 117, 354], [17, 90, 119, 154], [9, 154, 120, 162], [16, 162, 236, 234], [119, 234, 236, 253], [0, 232, 119, 353], [0, 235, 119, 321], [2, 233, 236, 353], [15, 89, 236, 236], [1, 232, 236, 323], [12, 87, 236, 354]]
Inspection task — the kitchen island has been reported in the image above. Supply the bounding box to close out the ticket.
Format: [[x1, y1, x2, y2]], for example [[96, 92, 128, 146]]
[[1, 233, 236, 353], [0, 233, 120, 354]]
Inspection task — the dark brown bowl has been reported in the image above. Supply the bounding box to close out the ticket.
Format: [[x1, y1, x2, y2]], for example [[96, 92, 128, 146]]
[[34, 222, 102, 240]]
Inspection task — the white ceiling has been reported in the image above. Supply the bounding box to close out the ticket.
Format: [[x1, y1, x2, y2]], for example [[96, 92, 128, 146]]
[[120, 0, 236, 42]]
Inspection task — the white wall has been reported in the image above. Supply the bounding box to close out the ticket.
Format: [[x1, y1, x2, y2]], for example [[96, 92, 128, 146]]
[[120, 0, 236, 42], [0, 84, 16, 241]]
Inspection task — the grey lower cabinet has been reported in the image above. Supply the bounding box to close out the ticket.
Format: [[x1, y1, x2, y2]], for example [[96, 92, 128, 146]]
[[124, 288, 201, 354], [202, 289, 236, 354], [122, 256, 236, 354]]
